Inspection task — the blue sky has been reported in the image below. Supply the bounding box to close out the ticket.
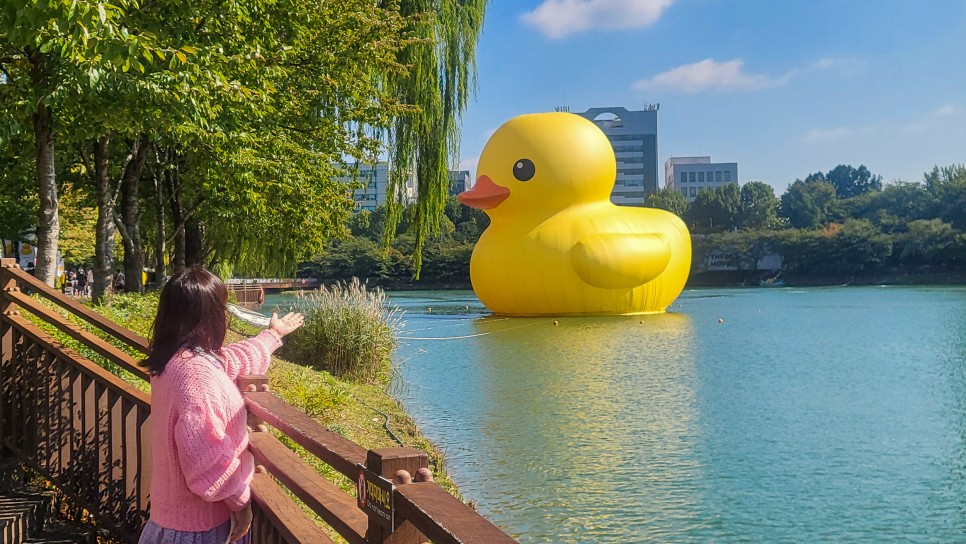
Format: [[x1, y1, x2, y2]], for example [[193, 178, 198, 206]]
[[456, 0, 966, 195]]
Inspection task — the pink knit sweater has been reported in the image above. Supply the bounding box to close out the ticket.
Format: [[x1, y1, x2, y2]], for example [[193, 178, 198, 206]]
[[147, 330, 282, 531]]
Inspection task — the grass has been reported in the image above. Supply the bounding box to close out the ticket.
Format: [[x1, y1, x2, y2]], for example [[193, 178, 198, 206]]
[[278, 279, 405, 384], [15, 288, 460, 541]]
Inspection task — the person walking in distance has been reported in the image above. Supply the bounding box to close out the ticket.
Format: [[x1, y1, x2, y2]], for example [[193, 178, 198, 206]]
[[137, 266, 304, 543]]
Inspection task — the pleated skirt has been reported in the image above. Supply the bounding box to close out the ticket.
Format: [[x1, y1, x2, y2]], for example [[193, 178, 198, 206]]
[[138, 519, 252, 544]]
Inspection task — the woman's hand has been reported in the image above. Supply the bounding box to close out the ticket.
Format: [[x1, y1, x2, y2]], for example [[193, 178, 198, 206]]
[[228, 502, 253, 543], [269, 311, 304, 338]]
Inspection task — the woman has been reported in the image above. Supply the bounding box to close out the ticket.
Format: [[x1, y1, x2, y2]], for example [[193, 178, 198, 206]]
[[139, 266, 303, 543]]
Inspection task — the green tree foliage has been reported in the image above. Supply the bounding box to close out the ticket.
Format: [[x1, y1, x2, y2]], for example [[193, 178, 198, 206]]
[[842, 180, 937, 232], [644, 187, 688, 217], [738, 181, 779, 230], [686, 183, 740, 233], [383, 0, 487, 276], [305, 197, 478, 285], [894, 219, 962, 267], [775, 220, 891, 276], [924, 164, 966, 229], [0, 135, 36, 240], [57, 184, 98, 266], [826, 164, 882, 198], [780, 179, 837, 229]]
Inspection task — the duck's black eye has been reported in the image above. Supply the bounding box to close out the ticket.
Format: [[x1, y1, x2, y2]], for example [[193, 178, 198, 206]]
[[513, 159, 535, 182]]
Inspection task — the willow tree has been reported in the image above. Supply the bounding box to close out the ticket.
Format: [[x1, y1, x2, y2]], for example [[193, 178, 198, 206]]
[[383, 0, 487, 276]]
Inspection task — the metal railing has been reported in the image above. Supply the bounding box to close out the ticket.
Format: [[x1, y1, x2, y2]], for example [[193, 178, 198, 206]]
[[0, 259, 517, 543]]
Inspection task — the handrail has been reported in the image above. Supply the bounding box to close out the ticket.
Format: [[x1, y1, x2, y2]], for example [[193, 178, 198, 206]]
[[1, 261, 149, 353], [248, 432, 368, 544], [2, 286, 149, 380], [395, 484, 519, 544], [244, 391, 368, 479], [4, 312, 151, 408]]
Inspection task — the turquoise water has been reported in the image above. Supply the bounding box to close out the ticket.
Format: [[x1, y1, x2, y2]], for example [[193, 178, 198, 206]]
[[265, 287, 966, 543]]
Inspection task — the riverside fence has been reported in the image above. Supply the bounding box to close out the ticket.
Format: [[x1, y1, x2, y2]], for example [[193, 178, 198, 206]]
[[0, 258, 516, 543]]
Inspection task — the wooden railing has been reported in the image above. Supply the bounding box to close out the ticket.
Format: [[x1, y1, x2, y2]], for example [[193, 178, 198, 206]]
[[0, 259, 517, 543], [228, 282, 266, 308]]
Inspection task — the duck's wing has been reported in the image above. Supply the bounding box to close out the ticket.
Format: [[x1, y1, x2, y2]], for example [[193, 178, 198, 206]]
[[571, 233, 671, 289]]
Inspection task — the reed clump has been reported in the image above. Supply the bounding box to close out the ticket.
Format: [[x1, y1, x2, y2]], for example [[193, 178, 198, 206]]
[[280, 278, 404, 383]]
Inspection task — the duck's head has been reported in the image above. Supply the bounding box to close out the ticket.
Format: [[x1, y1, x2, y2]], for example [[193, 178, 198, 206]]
[[458, 112, 616, 221]]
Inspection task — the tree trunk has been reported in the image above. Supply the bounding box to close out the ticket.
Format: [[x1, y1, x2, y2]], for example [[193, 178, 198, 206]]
[[152, 163, 167, 286], [90, 136, 115, 304], [166, 166, 187, 275], [185, 219, 204, 268], [29, 50, 59, 286], [115, 135, 149, 293]]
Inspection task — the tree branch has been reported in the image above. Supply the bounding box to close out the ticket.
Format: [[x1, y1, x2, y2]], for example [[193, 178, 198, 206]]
[[164, 196, 207, 245]]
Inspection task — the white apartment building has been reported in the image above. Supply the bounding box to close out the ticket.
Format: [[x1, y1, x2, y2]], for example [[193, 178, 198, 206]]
[[574, 105, 660, 206], [665, 156, 738, 202]]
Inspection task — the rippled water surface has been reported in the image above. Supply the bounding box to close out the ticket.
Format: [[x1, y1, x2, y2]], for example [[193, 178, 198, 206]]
[[366, 286, 966, 543]]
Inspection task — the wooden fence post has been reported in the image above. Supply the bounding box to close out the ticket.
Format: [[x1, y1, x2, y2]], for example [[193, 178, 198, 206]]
[[365, 447, 429, 544], [1, 258, 19, 452]]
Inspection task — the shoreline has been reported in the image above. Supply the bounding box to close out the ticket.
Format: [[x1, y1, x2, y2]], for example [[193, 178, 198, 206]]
[[296, 270, 966, 293]]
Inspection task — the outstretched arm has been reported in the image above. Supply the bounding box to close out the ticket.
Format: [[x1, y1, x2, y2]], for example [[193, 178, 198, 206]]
[[219, 312, 304, 380]]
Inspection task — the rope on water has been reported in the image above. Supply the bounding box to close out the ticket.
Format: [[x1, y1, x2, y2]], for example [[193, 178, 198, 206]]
[[401, 320, 541, 341]]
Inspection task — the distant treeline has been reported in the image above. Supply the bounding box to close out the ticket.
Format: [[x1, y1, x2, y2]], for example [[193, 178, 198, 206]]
[[303, 164, 966, 286]]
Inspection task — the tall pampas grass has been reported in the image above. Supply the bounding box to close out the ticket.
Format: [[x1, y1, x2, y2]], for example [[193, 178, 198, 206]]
[[281, 279, 404, 383]]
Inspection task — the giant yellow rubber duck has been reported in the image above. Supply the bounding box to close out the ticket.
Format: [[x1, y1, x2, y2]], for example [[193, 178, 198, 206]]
[[458, 112, 691, 315]]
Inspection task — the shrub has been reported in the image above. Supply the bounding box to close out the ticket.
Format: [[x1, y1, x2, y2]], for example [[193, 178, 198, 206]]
[[280, 279, 404, 383]]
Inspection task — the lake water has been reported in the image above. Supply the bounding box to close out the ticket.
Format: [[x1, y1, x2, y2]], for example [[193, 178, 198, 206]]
[[265, 286, 966, 543]]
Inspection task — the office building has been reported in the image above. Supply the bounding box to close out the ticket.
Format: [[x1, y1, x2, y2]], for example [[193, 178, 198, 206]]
[[575, 105, 659, 206], [665, 156, 738, 202], [338, 162, 417, 211], [448, 170, 471, 196]]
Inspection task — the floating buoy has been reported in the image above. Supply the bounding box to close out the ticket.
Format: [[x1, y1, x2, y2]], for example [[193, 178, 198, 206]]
[[552, 320, 559, 326], [427, 307, 432, 313], [718, 318, 724, 324]]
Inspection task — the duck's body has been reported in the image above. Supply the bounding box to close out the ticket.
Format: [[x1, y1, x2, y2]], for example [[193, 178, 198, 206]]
[[459, 112, 691, 316]]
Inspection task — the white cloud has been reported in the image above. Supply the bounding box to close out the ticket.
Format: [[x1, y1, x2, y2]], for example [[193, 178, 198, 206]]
[[931, 104, 961, 117], [806, 57, 864, 75], [521, 0, 674, 39], [633, 56, 860, 94], [801, 127, 854, 144], [804, 103, 960, 144], [633, 58, 781, 93]]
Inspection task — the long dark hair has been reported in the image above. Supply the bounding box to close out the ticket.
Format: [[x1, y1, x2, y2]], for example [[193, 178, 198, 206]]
[[142, 266, 229, 375]]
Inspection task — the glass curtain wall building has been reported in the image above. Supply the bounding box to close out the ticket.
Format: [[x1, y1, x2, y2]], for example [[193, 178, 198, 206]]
[[575, 105, 659, 206]]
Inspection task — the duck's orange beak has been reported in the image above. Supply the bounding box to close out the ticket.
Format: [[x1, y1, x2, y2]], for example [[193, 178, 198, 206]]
[[457, 175, 510, 209]]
